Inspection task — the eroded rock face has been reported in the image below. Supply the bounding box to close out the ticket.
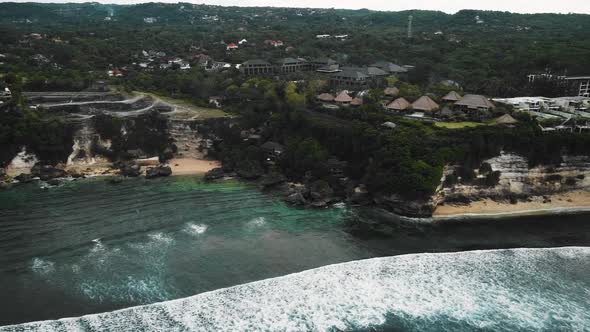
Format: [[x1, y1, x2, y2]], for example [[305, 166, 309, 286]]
[[440, 152, 590, 204], [5, 147, 38, 176]]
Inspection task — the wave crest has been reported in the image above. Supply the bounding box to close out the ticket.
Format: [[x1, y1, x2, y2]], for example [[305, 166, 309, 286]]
[[9, 247, 590, 332]]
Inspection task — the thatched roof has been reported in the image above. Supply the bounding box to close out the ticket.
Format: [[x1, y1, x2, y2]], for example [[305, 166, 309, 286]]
[[411, 96, 439, 112], [386, 97, 410, 110], [334, 91, 353, 103], [317, 93, 335, 102], [495, 114, 518, 125], [455, 94, 495, 110], [384, 87, 400, 96], [350, 97, 363, 106], [442, 91, 462, 102]]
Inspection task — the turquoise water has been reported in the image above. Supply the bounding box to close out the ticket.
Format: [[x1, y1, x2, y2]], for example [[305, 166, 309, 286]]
[[1, 176, 590, 330], [3, 248, 590, 331], [0, 177, 374, 325]]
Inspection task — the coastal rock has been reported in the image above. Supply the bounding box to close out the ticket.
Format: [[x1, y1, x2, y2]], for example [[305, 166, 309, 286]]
[[205, 167, 225, 180], [309, 180, 334, 202], [261, 172, 287, 188], [374, 194, 436, 218], [119, 162, 141, 177], [68, 169, 85, 179], [0, 168, 5, 177], [285, 192, 306, 206], [145, 165, 172, 179], [349, 185, 371, 205], [47, 179, 61, 186], [237, 163, 264, 180], [0, 181, 11, 190], [15, 173, 35, 183], [31, 164, 67, 181]]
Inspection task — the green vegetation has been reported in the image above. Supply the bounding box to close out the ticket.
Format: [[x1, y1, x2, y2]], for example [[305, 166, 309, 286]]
[[434, 122, 487, 129], [2, 3, 590, 203]]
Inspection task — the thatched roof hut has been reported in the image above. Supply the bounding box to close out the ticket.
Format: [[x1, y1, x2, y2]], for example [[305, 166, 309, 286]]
[[334, 91, 353, 104], [411, 96, 439, 112], [442, 91, 462, 102], [317, 93, 335, 102], [384, 87, 400, 97], [350, 97, 364, 106], [386, 97, 410, 111], [455, 94, 495, 110], [495, 114, 518, 125]]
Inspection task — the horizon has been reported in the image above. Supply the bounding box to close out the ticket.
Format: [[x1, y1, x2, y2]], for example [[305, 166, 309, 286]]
[[2, 0, 590, 15]]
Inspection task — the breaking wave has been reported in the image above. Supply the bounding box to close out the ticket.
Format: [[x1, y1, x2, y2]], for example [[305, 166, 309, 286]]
[[184, 223, 208, 235], [7, 247, 590, 332]]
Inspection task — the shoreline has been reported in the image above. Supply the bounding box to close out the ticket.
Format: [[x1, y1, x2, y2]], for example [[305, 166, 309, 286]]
[[433, 190, 590, 220]]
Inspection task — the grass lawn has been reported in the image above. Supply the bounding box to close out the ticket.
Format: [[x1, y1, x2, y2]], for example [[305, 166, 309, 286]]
[[141, 91, 232, 120], [434, 121, 489, 129]]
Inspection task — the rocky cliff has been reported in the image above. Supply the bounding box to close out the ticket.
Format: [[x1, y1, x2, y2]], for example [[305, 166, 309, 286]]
[[440, 152, 590, 205]]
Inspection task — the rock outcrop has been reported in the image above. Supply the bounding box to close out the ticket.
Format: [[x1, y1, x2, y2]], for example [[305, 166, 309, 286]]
[[204, 167, 225, 181], [145, 165, 172, 179], [31, 164, 67, 181], [119, 162, 141, 177]]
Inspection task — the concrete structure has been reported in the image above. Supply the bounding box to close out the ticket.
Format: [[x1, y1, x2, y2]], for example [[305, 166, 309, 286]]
[[276, 58, 309, 73], [330, 70, 369, 90], [566, 76, 590, 97], [240, 59, 274, 75]]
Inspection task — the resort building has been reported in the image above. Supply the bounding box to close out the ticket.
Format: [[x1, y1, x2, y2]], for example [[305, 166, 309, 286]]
[[311, 58, 338, 70], [566, 76, 590, 97], [411, 96, 439, 112], [455, 94, 495, 112], [330, 70, 369, 90], [386, 97, 410, 111], [240, 59, 274, 75], [334, 91, 353, 104], [275, 58, 309, 73], [442, 91, 462, 103], [370, 61, 408, 75]]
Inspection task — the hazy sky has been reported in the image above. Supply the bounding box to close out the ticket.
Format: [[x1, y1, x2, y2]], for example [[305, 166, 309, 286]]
[[5, 0, 590, 14]]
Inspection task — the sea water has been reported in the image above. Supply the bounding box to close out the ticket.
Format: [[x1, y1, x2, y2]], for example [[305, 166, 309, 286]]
[[1, 176, 589, 329]]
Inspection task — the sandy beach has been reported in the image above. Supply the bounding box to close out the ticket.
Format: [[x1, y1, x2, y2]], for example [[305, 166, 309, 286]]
[[433, 190, 590, 218], [167, 158, 220, 176]]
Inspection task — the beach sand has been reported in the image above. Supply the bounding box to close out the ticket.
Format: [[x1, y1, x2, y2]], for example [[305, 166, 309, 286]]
[[433, 190, 590, 218], [168, 158, 220, 176]]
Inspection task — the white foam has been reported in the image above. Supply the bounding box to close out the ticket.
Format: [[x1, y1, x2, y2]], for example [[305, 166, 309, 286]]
[[184, 223, 208, 235], [30, 258, 55, 276], [9, 247, 590, 332], [147, 232, 174, 244], [247, 217, 266, 227]]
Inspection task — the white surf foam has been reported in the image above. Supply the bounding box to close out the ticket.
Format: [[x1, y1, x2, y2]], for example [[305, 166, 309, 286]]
[[30, 258, 55, 276], [147, 232, 174, 244], [184, 223, 208, 235], [9, 247, 590, 332], [247, 216, 266, 227]]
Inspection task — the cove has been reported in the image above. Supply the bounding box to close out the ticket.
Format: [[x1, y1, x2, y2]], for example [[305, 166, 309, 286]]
[[1, 176, 590, 326]]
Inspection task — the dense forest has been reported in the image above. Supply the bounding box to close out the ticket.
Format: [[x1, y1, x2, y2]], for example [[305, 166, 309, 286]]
[[2, 3, 590, 203], [1, 3, 590, 96]]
